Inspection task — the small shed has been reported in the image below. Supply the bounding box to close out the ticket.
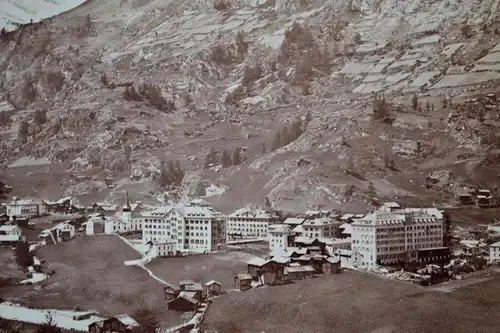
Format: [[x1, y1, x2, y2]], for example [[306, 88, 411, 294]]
[[168, 292, 199, 312], [234, 273, 253, 291], [284, 265, 315, 280], [246, 257, 270, 279], [323, 257, 341, 274], [90, 315, 139, 333], [164, 285, 180, 300], [184, 283, 204, 300], [179, 280, 195, 291], [206, 280, 222, 296]]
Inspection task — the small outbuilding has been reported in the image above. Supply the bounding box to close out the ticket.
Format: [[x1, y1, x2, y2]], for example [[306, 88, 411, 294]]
[[234, 273, 253, 291], [323, 257, 341, 274], [184, 282, 204, 300], [89, 314, 139, 333], [284, 265, 315, 280], [167, 292, 199, 312], [179, 280, 195, 291], [206, 280, 222, 296], [164, 285, 180, 300]]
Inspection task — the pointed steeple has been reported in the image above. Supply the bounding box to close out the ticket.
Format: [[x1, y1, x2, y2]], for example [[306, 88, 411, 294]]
[[122, 190, 131, 212]]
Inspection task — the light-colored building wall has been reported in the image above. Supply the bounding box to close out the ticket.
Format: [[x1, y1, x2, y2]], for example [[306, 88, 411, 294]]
[[0, 225, 22, 236], [226, 208, 278, 240], [490, 242, 500, 263], [268, 224, 294, 251], [142, 200, 226, 253], [352, 207, 444, 268], [7, 199, 43, 219], [302, 218, 341, 239]]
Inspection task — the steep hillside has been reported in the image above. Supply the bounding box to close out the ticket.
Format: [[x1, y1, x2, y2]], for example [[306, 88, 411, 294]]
[[1, 0, 500, 213]]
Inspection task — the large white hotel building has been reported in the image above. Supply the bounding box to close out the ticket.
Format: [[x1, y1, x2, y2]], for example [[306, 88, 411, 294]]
[[351, 202, 445, 268]]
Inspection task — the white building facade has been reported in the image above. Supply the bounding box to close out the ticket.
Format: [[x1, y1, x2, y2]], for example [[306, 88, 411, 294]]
[[142, 199, 226, 253], [226, 208, 279, 240], [0, 224, 22, 236], [268, 224, 295, 251], [351, 207, 445, 268], [489, 241, 500, 264], [7, 199, 45, 219], [301, 218, 342, 239]]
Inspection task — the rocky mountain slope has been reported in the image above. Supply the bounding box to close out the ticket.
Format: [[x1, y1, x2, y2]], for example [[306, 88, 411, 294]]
[[1, 0, 500, 213]]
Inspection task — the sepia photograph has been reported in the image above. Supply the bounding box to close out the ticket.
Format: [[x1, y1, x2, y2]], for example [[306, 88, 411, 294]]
[[1, 0, 500, 332]]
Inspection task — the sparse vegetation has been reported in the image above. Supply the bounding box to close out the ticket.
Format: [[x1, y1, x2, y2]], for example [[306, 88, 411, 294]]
[[204, 146, 218, 168], [158, 160, 184, 188], [271, 118, 305, 151], [372, 95, 392, 123], [210, 45, 234, 65], [124, 83, 175, 112], [213, 0, 230, 11], [132, 304, 159, 333], [412, 94, 418, 110], [15, 239, 33, 269], [35, 312, 62, 333], [241, 63, 263, 87], [34, 109, 48, 126], [461, 24, 473, 38], [17, 120, 30, 141], [235, 31, 248, 57]]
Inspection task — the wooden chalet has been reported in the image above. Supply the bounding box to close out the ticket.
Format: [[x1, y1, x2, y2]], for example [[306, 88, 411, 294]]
[[206, 280, 222, 296], [164, 285, 180, 300], [88, 314, 139, 333], [284, 264, 315, 280], [184, 283, 204, 301], [168, 292, 199, 312], [179, 280, 196, 291], [322, 257, 341, 274], [234, 273, 253, 291]]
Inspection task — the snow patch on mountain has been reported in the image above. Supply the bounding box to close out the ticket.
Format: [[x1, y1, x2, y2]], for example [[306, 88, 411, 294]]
[[0, 0, 85, 31]]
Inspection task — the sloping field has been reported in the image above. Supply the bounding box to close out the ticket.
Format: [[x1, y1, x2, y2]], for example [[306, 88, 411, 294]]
[[202, 271, 500, 333], [0, 235, 181, 327], [146, 251, 257, 291]]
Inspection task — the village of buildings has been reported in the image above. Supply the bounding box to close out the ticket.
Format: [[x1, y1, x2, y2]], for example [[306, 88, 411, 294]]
[[1, 188, 500, 332]]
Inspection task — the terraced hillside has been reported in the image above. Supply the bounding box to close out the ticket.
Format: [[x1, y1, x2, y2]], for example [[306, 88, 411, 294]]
[[1, 0, 500, 213]]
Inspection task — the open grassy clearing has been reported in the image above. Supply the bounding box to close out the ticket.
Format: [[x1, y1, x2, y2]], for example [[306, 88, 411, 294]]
[[0, 236, 182, 327], [202, 271, 500, 333], [146, 250, 257, 290]]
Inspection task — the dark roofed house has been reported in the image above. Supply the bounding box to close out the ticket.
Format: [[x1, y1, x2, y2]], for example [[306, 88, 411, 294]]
[[323, 257, 341, 274], [164, 285, 180, 300], [89, 314, 139, 333], [284, 265, 315, 280], [246, 257, 270, 279], [168, 291, 199, 312], [234, 273, 253, 291]]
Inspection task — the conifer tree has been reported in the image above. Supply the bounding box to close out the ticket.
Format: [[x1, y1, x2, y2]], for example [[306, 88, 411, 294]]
[[221, 149, 232, 167]]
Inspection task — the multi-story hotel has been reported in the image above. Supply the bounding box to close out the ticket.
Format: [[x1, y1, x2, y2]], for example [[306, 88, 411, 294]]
[[6, 198, 45, 219], [301, 217, 343, 239], [351, 204, 445, 268], [142, 199, 226, 253], [226, 208, 279, 240], [268, 224, 296, 251]]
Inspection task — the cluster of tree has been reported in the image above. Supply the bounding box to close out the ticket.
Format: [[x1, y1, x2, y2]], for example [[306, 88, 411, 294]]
[[15, 239, 33, 269], [270, 114, 310, 151], [17, 109, 49, 141], [204, 146, 244, 168], [0, 110, 12, 126], [124, 83, 175, 112], [372, 94, 392, 123], [241, 63, 263, 87], [213, 0, 230, 11], [131, 306, 159, 333], [412, 94, 434, 112], [158, 160, 184, 188]]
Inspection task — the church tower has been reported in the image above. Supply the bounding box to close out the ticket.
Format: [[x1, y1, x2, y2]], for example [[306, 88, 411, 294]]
[[122, 191, 132, 224]]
